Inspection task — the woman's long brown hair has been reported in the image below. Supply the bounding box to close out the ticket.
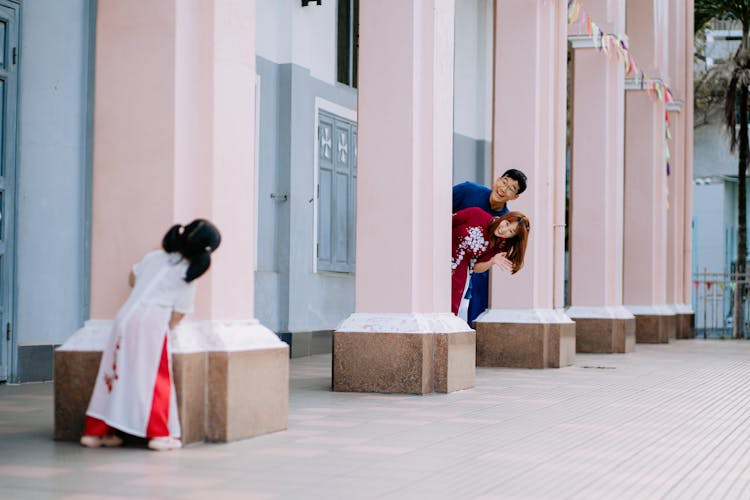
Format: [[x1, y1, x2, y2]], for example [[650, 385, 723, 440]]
[[486, 211, 530, 274]]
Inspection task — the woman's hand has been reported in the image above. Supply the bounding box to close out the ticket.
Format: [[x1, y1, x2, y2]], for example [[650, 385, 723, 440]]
[[490, 252, 513, 272], [473, 252, 512, 274]]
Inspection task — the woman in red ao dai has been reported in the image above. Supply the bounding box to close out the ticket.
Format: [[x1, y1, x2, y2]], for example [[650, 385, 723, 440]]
[[451, 207, 530, 317]]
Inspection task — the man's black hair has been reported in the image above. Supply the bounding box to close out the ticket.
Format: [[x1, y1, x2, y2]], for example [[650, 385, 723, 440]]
[[502, 169, 528, 195]]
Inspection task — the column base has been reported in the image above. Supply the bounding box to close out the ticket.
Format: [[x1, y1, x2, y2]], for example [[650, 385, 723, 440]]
[[672, 304, 695, 339], [333, 313, 475, 394], [54, 319, 289, 444], [626, 305, 675, 344], [474, 309, 575, 368], [566, 306, 635, 353]]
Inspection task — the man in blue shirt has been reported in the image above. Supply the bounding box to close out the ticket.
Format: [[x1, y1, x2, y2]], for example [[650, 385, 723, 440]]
[[452, 168, 528, 325]]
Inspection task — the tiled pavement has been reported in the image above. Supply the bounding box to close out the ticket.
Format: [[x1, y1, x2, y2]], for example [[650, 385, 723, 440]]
[[2, 339, 750, 499]]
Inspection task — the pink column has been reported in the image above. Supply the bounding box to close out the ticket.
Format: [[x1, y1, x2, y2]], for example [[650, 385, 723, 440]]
[[623, 0, 674, 343], [474, 0, 575, 369], [567, 0, 635, 353], [682, 0, 695, 333], [666, 0, 695, 337], [334, 0, 475, 394], [666, 0, 692, 337], [58, 0, 288, 444]]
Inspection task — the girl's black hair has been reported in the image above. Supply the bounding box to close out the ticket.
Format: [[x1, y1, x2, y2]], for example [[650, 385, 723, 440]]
[[162, 218, 222, 282]]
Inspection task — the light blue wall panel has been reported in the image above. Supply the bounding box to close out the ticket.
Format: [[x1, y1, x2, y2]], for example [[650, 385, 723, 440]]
[[255, 57, 290, 332], [453, 132, 491, 186], [16, 0, 93, 351], [286, 64, 356, 333], [255, 56, 356, 335]]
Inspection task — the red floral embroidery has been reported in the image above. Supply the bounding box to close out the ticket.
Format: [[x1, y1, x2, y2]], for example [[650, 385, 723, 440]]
[[103, 336, 122, 393]]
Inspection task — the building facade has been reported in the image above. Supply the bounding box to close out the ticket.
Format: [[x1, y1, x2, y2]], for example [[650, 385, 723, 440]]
[[5, 0, 693, 384]]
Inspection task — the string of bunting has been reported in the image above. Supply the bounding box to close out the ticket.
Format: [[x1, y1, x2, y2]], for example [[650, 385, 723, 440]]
[[693, 281, 731, 292], [567, 0, 674, 175]]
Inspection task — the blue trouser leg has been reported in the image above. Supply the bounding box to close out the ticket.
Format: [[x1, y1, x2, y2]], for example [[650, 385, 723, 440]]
[[467, 271, 489, 327]]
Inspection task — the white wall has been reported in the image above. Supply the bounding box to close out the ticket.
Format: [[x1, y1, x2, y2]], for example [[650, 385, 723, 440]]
[[256, 0, 292, 64], [453, 0, 492, 141], [694, 122, 737, 177], [16, 0, 93, 345], [257, 0, 337, 85], [692, 181, 729, 275]]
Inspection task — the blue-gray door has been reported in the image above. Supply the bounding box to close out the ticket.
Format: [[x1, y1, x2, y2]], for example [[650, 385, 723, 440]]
[[317, 110, 356, 273], [0, 0, 18, 382]]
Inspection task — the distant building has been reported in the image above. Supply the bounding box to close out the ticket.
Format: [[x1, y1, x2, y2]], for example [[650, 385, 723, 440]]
[[692, 19, 749, 330]]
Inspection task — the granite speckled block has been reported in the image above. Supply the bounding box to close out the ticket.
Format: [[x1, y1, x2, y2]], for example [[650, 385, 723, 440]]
[[635, 314, 675, 344], [54, 351, 102, 441], [333, 332, 433, 394], [548, 322, 576, 367], [172, 352, 207, 445], [206, 347, 289, 442], [432, 332, 475, 393], [575, 318, 636, 353], [476, 322, 575, 369], [675, 313, 695, 339], [476, 323, 545, 368], [332, 331, 475, 394]]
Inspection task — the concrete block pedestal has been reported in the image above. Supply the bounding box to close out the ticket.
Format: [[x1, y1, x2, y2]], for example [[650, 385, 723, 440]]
[[474, 309, 575, 368], [55, 319, 289, 445], [333, 313, 475, 394], [674, 304, 695, 339], [566, 306, 636, 354], [627, 306, 676, 344]]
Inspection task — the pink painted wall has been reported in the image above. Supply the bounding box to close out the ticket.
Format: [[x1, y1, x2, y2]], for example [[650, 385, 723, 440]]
[[624, 90, 668, 305], [354, 0, 454, 314], [91, 0, 257, 320], [626, 0, 665, 75], [491, 0, 567, 310], [666, 113, 685, 304], [198, 1, 257, 320], [623, 0, 669, 307], [91, 1, 178, 318], [573, 0, 624, 33], [665, 0, 687, 307], [569, 44, 625, 307], [682, 0, 695, 306]]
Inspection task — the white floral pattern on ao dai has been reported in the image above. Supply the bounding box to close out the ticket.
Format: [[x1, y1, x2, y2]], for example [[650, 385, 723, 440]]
[[452, 225, 489, 271]]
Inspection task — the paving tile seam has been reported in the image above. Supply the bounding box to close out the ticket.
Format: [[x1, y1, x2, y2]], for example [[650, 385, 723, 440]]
[[7, 345, 750, 498], [432, 370, 720, 456], [662, 409, 750, 499], [467, 362, 750, 497], [560, 363, 750, 498]]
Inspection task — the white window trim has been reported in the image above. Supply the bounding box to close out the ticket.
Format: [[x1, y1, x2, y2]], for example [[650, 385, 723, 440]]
[[313, 97, 356, 274]]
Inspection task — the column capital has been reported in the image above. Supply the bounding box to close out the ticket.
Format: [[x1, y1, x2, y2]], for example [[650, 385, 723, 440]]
[[568, 33, 629, 50], [667, 100, 684, 112], [566, 306, 635, 320], [625, 76, 667, 91], [337, 312, 471, 334], [475, 308, 573, 324]]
